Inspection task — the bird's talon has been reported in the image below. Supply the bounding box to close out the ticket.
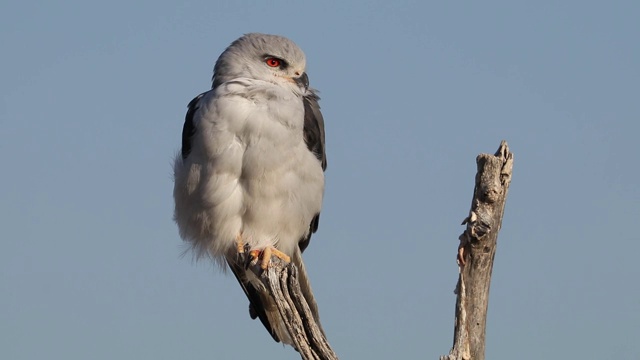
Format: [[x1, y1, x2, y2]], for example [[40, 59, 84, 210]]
[[235, 233, 247, 263], [247, 247, 291, 270], [249, 249, 261, 262]]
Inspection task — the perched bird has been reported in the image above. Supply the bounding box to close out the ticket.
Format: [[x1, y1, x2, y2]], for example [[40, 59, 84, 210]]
[[173, 33, 327, 346]]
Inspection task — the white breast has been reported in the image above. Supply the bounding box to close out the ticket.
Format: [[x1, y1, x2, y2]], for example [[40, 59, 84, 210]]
[[173, 79, 325, 264]]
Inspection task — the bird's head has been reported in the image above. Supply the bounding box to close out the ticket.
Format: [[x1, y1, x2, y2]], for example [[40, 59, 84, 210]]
[[212, 33, 309, 94]]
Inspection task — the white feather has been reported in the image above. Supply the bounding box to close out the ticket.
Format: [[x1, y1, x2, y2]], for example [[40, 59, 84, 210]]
[[173, 78, 324, 266]]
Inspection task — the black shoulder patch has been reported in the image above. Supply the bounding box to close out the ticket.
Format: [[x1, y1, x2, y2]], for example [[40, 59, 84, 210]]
[[302, 91, 327, 171], [181, 93, 205, 159]]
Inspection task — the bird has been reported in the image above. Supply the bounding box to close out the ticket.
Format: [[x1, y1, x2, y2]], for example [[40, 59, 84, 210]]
[[173, 33, 327, 347]]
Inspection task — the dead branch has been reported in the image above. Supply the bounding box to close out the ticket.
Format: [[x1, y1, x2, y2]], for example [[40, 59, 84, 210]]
[[249, 259, 339, 360], [440, 140, 514, 360]]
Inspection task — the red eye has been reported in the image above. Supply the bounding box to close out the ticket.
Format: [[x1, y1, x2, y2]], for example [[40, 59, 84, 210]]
[[265, 58, 281, 67]]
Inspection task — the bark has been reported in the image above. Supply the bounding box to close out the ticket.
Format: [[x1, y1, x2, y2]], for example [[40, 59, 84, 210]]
[[249, 259, 339, 360], [440, 141, 514, 360]]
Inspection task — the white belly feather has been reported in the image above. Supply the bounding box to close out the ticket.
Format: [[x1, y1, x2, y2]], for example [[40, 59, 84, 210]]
[[173, 79, 324, 264]]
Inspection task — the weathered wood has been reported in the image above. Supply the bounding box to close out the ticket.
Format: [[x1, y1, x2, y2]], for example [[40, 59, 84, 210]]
[[249, 259, 339, 360], [440, 141, 514, 360]]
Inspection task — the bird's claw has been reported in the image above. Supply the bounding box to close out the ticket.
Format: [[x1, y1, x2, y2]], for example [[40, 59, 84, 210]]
[[235, 234, 250, 264], [247, 247, 291, 270]]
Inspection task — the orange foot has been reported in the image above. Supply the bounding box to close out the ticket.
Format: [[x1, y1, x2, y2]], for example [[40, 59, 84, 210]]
[[235, 233, 250, 264], [249, 247, 291, 270], [235, 233, 246, 254]]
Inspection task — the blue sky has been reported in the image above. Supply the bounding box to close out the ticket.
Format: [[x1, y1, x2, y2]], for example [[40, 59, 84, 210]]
[[1, 1, 639, 359]]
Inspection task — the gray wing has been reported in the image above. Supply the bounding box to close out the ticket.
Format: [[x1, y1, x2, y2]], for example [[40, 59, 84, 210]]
[[299, 90, 326, 253], [292, 90, 327, 336]]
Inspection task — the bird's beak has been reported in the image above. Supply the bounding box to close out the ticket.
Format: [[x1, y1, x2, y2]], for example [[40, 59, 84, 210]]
[[294, 72, 309, 91]]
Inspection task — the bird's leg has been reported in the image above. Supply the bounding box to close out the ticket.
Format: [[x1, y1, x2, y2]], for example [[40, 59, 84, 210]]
[[235, 233, 249, 264], [236, 233, 245, 254], [248, 247, 291, 270]]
